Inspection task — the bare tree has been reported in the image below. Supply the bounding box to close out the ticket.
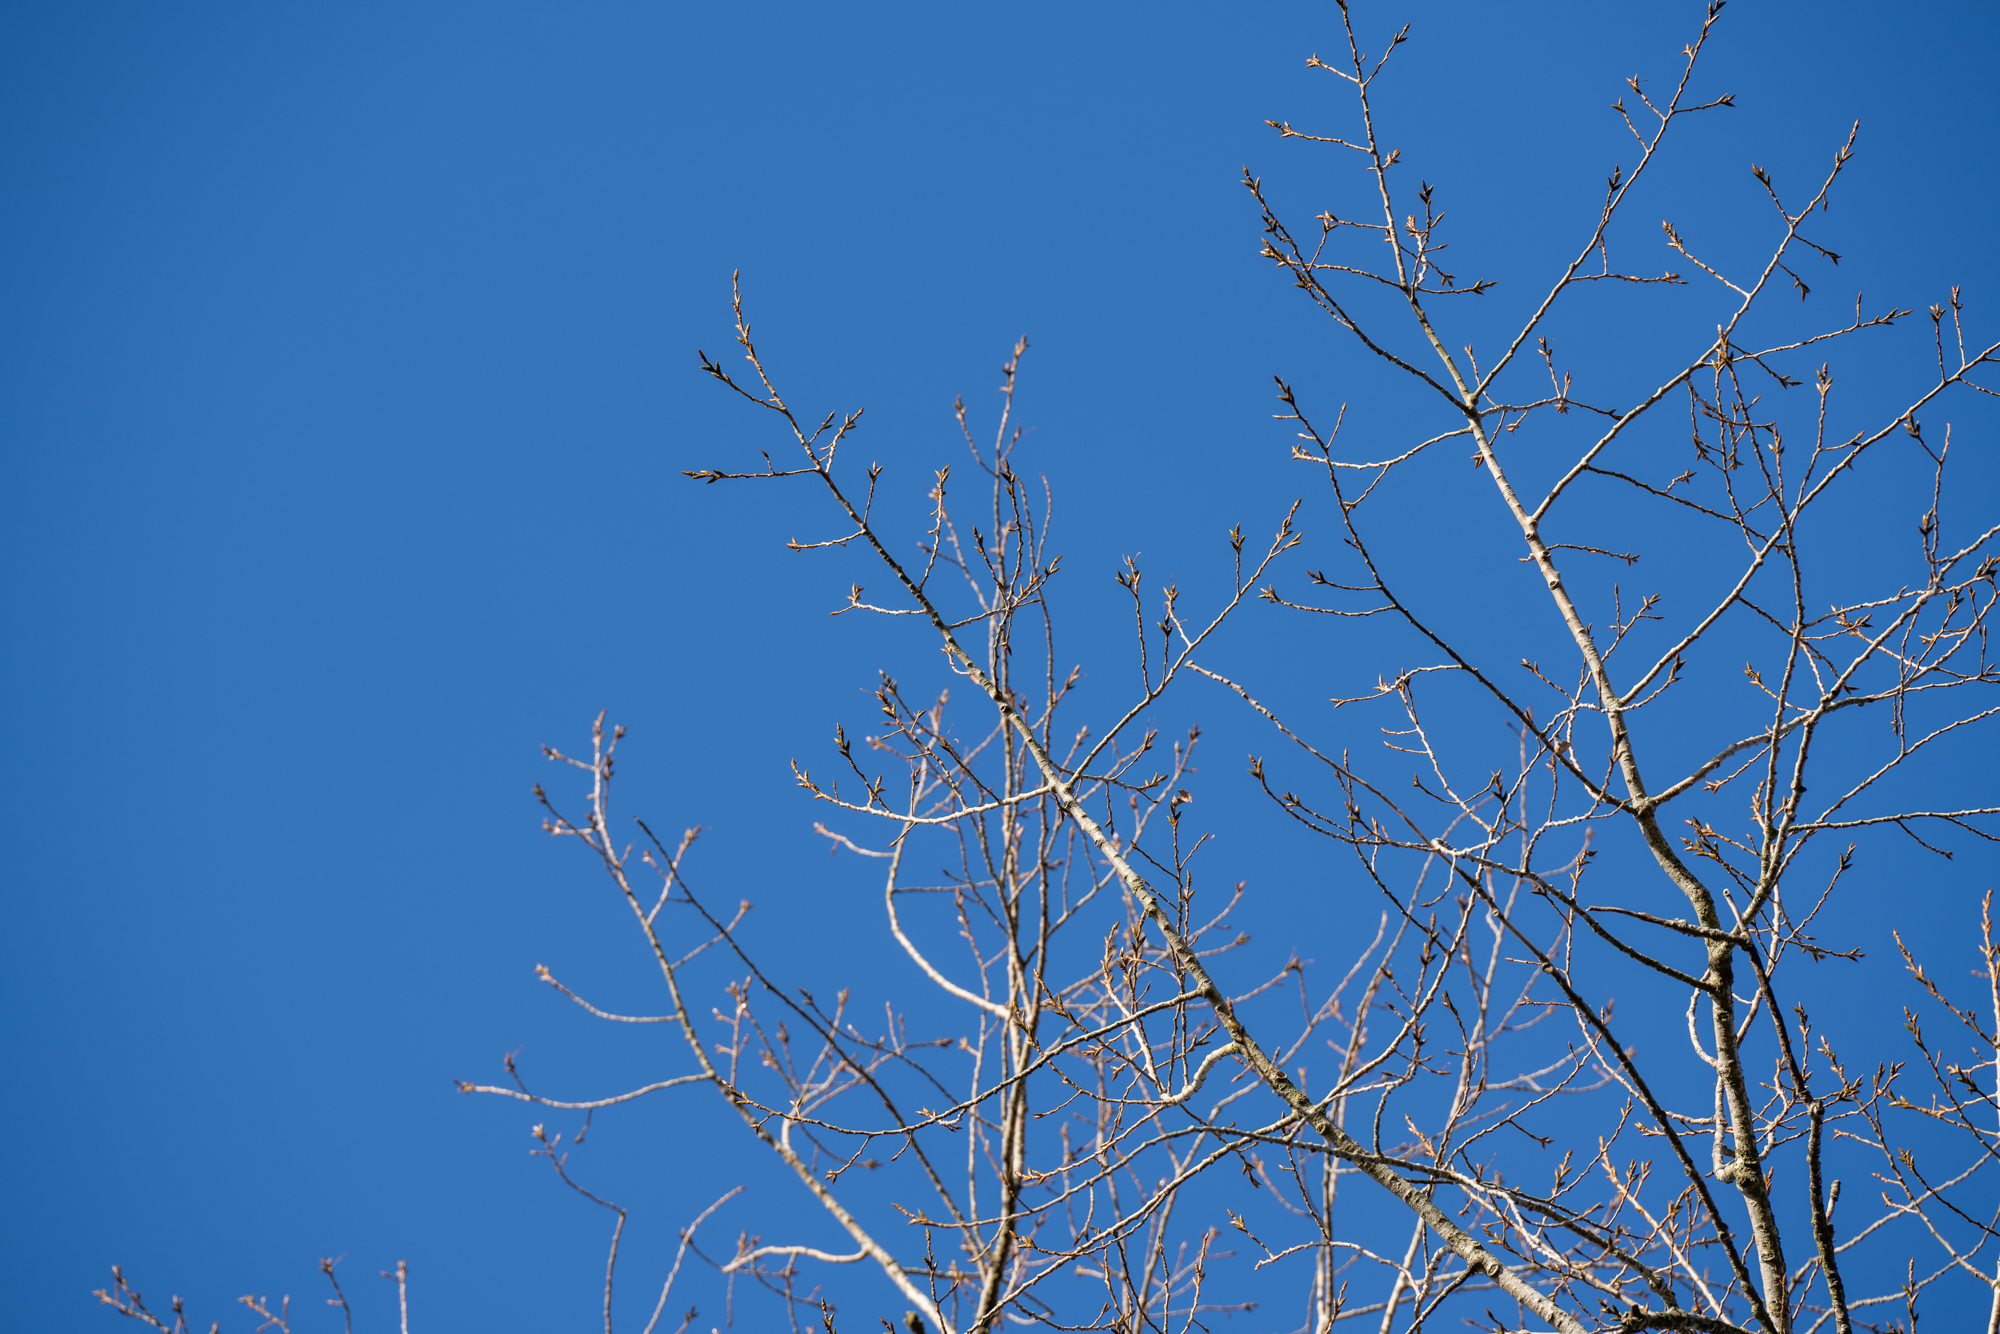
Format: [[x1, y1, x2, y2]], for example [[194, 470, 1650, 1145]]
[[96, 1258, 404, 1334], [103, 3, 1998, 1332]]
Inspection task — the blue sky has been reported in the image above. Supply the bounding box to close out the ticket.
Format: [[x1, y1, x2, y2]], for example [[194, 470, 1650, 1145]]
[[4, 2, 1998, 1330]]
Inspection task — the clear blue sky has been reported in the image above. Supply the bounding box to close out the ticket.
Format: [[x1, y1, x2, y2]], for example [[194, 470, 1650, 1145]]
[[4, 2, 1996, 1329]]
